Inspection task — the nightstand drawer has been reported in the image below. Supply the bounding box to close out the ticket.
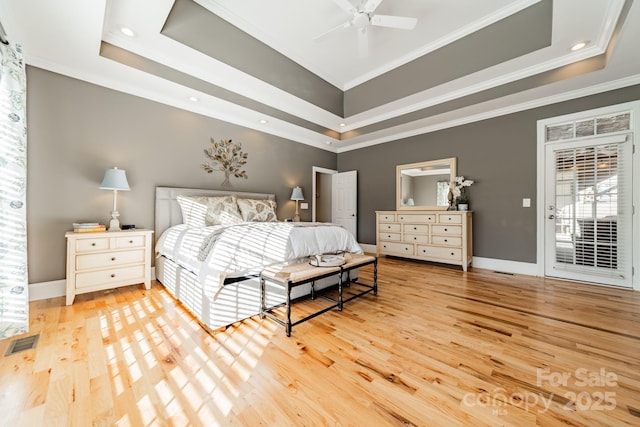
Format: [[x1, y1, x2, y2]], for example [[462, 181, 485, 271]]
[[417, 245, 462, 261], [76, 249, 145, 270], [432, 225, 462, 235], [76, 265, 145, 289], [76, 238, 109, 252], [432, 235, 462, 246], [114, 235, 145, 248]]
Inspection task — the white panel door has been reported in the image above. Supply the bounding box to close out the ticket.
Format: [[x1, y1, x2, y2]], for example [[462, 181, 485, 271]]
[[544, 134, 633, 287], [332, 170, 357, 237]]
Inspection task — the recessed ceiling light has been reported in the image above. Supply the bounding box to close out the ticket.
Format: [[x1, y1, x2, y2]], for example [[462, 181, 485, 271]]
[[339, 123, 346, 127], [120, 27, 136, 37], [188, 96, 199, 102], [259, 119, 269, 124], [325, 141, 332, 145], [571, 41, 589, 51]]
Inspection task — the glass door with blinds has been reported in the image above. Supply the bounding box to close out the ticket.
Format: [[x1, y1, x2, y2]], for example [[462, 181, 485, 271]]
[[544, 134, 633, 287]]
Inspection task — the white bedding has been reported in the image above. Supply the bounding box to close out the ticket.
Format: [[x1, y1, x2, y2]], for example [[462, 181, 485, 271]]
[[156, 222, 362, 299]]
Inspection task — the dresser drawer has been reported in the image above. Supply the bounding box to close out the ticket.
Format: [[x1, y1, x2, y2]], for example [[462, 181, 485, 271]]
[[378, 213, 396, 222], [76, 238, 109, 252], [432, 225, 462, 235], [379, 242, 414, 256], [114, 235, 146, 248], [397, 214, 436, 223], [76, 249, 145, 270], [403, 234, 429, 244], [75, 265, 145, 289], [404, 224, 429, 234], [438, 214, 462, 224], [379, 232, 401, 241], [379, 223, 401, 233], [432, 235, 462, 246], [417, 245, 462, 261]]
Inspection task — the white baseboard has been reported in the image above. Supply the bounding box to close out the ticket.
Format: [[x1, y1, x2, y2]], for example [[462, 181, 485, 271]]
[[29, 279, 66, 301], [471, 257, 539, 276], [359, 243, 376, 254], [29, 267, 157, 302], [364, 244, 538, 276]]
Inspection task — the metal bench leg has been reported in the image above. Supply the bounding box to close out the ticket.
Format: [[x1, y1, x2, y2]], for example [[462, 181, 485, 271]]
[[286, 284, 292, 337], [260, 276, 265, 319], [374, 258, 378, 295], [338, 269, 344, 311]]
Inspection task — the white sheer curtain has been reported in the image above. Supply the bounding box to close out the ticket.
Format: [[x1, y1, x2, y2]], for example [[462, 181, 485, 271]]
[[0, 41, 28, 339]]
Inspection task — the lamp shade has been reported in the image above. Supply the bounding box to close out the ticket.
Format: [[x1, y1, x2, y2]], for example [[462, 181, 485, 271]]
[[100, 167, 130, 191], [290, 186, 304, 201]]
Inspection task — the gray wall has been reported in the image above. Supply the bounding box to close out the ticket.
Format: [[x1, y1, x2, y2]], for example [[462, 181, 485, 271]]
[[26, 66, 336, 283], [339, 84, 640, 263]]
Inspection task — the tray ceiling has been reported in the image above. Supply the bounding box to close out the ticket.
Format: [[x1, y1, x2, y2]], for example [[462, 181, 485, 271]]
[[1, 0, 639, 152]]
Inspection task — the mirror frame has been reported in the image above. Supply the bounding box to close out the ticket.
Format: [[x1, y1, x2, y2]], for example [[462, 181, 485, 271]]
[[396, 157, 457, 210]]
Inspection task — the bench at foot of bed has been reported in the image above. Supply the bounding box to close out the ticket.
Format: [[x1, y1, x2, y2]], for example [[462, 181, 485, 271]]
[[259, 253, 378, 336]]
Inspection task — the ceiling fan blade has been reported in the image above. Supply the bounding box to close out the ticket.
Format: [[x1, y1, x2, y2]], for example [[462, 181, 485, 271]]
[[331, 0, 357, 15], [362, 0, 383, 14], [313, 20, 352, 42], [370, 14, 417, 30]]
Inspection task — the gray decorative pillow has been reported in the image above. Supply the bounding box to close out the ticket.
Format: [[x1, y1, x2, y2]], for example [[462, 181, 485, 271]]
[[237, 198, 278, 222], [177, 195, 243, 226]]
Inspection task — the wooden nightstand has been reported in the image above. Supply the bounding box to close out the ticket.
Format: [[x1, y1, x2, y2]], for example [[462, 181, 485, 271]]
[[65, 229, 153, 305]]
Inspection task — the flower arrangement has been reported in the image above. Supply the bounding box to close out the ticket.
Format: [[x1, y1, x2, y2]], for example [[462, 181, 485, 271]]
[[452, 176, 474, 205]]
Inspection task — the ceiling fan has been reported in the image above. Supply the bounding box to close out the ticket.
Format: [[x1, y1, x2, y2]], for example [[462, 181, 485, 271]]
[[314, 0, 418, 42]]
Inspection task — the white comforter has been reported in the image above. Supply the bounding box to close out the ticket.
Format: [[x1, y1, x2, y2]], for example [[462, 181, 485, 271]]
[[156, 222, 362, 298]]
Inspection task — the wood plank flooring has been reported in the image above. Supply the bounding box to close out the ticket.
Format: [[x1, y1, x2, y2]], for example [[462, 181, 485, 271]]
[[1, 257, 639, 426]]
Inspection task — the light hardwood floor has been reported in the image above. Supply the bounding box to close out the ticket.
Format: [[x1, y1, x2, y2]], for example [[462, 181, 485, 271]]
[[1, 257, 639, 426]]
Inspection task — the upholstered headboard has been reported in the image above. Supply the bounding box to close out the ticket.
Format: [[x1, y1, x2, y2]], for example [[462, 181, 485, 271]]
[[154, 187, 276, 241]]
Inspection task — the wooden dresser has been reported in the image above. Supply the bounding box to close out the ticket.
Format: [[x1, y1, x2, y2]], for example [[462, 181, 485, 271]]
[[376, 210, 472, 271]]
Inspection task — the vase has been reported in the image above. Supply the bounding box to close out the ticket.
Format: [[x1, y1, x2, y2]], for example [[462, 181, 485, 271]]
[[458, 203, 469, 211]]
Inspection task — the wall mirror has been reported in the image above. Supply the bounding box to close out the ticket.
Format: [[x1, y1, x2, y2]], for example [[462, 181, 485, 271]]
[[396, 157, 457, 210]]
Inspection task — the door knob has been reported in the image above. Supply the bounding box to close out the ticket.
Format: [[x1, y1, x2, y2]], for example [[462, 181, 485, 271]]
[[548, 214, 555, 219]]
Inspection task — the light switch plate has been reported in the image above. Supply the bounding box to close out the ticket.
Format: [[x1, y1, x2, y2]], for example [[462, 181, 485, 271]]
[[522, 198, 531, 208], [300, 202, 309, 210]]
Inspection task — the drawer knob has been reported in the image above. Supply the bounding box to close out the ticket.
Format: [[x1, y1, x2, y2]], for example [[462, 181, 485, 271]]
[[444, 239, 448, 242], [91, 243, 96, 247], [413, 237, 417, 240], [111, 257, 116, 261], [413, 227, 417, 230], [444, 228, 448, 231], [129, 240, 133, 244], [451, 252, 454, 256], [110, 274, 116, 278]]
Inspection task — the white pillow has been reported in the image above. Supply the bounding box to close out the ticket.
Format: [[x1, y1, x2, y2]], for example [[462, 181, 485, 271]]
[[177, 195, 243, 226], [237, 198, 278, 222]]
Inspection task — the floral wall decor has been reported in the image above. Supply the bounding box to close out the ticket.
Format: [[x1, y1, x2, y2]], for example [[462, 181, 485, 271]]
[[201, 138, 248, 187]]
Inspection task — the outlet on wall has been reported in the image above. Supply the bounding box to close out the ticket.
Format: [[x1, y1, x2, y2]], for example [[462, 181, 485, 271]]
[[522, 198, 531, 208]]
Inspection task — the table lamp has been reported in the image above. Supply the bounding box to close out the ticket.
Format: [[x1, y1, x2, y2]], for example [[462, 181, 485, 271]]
[[100, 167, 130, 231], [290, 186, 304, 222]]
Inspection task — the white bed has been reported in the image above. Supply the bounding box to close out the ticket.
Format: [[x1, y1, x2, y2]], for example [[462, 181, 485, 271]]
[[154, 186, 362, 332]]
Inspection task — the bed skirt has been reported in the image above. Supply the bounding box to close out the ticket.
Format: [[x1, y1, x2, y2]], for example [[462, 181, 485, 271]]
[[156, 255, 355, 331]]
